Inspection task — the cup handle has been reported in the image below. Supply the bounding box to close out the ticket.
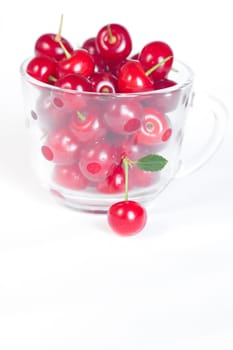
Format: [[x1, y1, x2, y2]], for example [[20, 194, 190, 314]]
[[175, 92, 228, 179]]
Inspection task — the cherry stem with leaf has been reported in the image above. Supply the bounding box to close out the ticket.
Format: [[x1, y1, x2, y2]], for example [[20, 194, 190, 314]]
[[122, 154, 168, 201]]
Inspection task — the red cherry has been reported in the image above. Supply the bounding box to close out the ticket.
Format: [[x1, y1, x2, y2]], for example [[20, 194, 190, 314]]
[[68, 105, 106, 142], [26, 56, 56, 83], [54, 73, 92, 91], [35, 33, 73, 61], [41, 127, 80, 164], [35, 93, 68, 131], [53, 164, 89, 190], [139, 41, 173, 80], [106, 58, 128, 76], [131, 166, 159, 187], [118, 60, 154, 93], [82, 37, 106, 72], [79, 141, 117, 182], [96, 23, 132, 62], [136, 107, 172, 145], [141, 79, 180, 113], [90, 72, 118, 93], [92, 55, 107, 73], [105, 131, 127, 151], [57, 49, 95, 78], [103, 100, 143, 135], [52, 74, 92, 112], [96, 163, 126, 194], [34, 15, 73, 61], [82, 37, 99, 56], [119, 138, 151, 161], [130, 53, 139, 60], [153, 78, 176, 90], [107, 200, 147, 235]]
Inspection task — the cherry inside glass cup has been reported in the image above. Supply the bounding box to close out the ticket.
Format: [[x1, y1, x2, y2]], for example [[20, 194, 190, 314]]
[[20, 59, 227, 212]]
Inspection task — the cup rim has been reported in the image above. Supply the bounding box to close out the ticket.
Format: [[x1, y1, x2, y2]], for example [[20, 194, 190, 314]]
[[20, 57, 194, 97]]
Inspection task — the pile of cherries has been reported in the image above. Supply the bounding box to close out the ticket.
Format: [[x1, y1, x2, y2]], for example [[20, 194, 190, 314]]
[[26, 18, 177, 235]]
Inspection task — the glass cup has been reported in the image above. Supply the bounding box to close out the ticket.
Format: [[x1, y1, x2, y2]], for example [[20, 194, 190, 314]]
[[20, 58, 228, 212]]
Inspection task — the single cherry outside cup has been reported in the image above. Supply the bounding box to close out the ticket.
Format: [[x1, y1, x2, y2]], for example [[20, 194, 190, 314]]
[[107, 154, 168, 235]]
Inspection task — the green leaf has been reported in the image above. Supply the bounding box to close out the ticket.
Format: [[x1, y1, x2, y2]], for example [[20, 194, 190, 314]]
[[135, 154, 168, 172]]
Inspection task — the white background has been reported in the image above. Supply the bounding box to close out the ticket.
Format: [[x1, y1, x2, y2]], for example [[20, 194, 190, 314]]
[[0, 1, 233, 349]]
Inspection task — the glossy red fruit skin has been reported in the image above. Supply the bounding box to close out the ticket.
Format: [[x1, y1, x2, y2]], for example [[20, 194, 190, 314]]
[[54, 73, 93, 91], [106, 58, 128, 76], [96, 164, 126, 194], [35, 33, 73, 61], [118, 60, 154, 92], [104, 100, 143, 135], [136, 107, 172, 146], [131, 166, 159, 188], [119, 138, 151, 161], [56, 49, 95, 78], [26, 56, 56, 83], [78, 141, 117, 182], [90, 72, 118, 93], [130, 53, 139, 60], [105, 132, 127, 157], [82, 37, 99, 55], [96, 23, 132, 62], [35, 93, 68, 131], [53, 164, 89, 190], [52, 74, 92, 112], [41, 127, 80, 164], [153, 78, 176, 90], [139, 41, 173, 80], [143, 78, 180, 113], [107, 200, 147, 235], [68, 105, 106, 142], [92, 55, 107, 73], [82, 37, 106, 72]]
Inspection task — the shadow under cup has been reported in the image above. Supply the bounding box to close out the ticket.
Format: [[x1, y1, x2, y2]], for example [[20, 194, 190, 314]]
[[20, 59, 194, 212]]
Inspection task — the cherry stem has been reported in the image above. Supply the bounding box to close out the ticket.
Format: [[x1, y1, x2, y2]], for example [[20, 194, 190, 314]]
[[55, 14, 64, 42], [145, 56, 173, 76], [107, 24, 117, 44], [102, 87, 110, 93], [76, 111, 86, 121], [58, 39, 71, 59], [48, 75, 57, 83], [123, 157, 129, 201]]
